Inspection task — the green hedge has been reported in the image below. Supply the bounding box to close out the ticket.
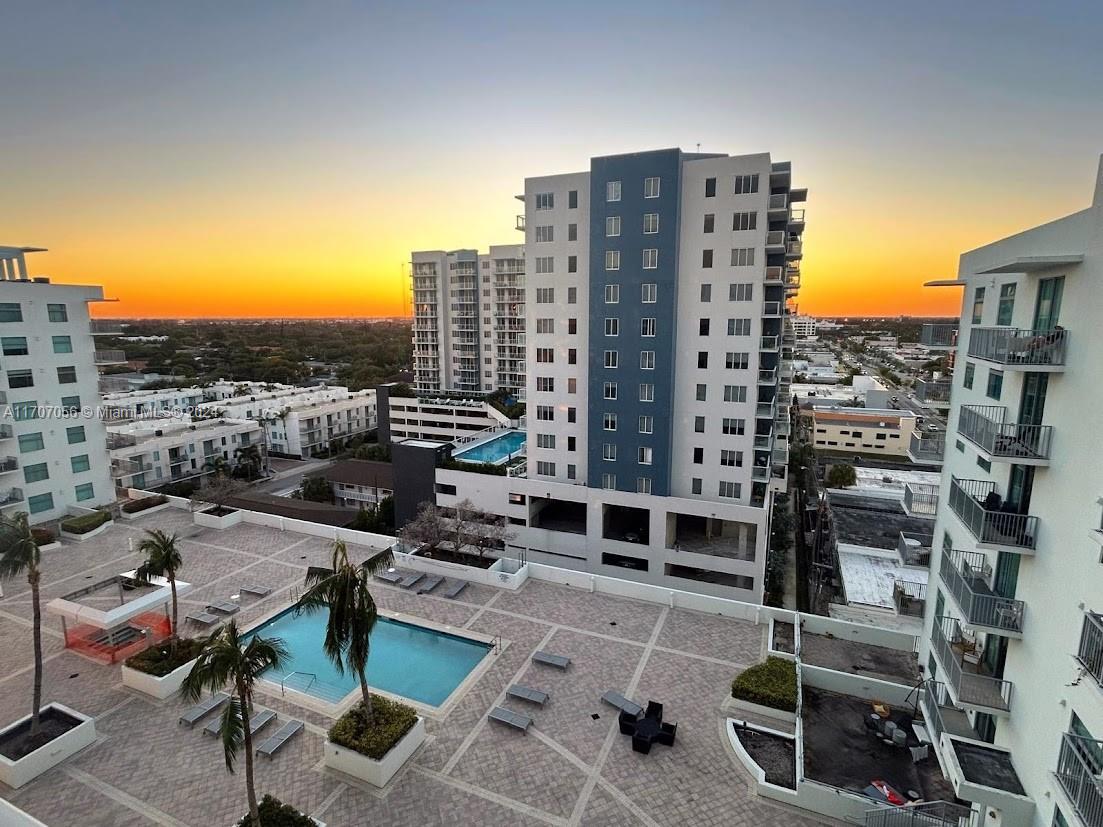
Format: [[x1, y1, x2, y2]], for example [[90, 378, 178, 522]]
[[125, 638, 203, 677], [60, 511, 112, 535], [328, 695, 417, 760], [731, 657, 798, 712], [122, 494, 168, 513], [236, 795, 314, 827]]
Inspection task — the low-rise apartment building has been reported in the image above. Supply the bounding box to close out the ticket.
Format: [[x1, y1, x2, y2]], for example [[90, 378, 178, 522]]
[[376, 384, 511, 444], [811, 405, 917, 459]]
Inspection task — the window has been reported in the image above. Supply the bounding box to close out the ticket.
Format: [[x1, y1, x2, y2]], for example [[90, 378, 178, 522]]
[[568, 223, 577, 241], [536, 405, 554, 421], [605, 318, 619, 337], [731, 247, 755, 266], [605, 284, 620, 304], [693, 447, 704, 464], [977, 456, 992, 473], [568, 189, 578, 209], [638, 447, 653, 465], [729, 283, 753, 301], [535, 225, 554, 243], [536, 433, 556, 449], [986, 369, 1003, 400], [535, 287, 554, 303], [636, 477, 652, 494], [971, 287, 985, 324], [734, 174, 759, 194], [536, 347, 554, 363], [568, 256, 577, 273], [606, 216, 622, 237], [7, 369, 33, 388], [535, 192, 554, 210], [639, 383, 654, 402], [703, 213, 715, 233], [638, 415, 654, 434], [51, 335, 74, 354], [57, 366, 78, 384], [723, 385, 747, 402], [643, 176, 660, 198], [699, 318, 710, 336], [643, 213, 659, 234], [567, 436, 576, 451], [697, 352, 709, 369], [603, 413, 617, 431], [60, 395, 79, 412], [997, 283, 1016, 326], [18, 433, 44, 453], [728, 318, 751, 335], [702, 249, 714, 269], [604, 350, 619, 368], [568, 376, 577, 392], [23, 463, 49, 484], [601, 473, 616, 490], [605, 250, 620, 271], [603, 382, 618, 400], [568, 318, 577, 334], [567, 407, 577, 422], [536, 461, 556, 476], [535, 256, 554, 274], [704, 177, 716, 197], [66, 426, 84, 444], [11, 401, 38, 421], [700, 284, 712, 302], [696, 384, 707, 401], [28, 493, 54, 515], [602, 443, 616, 461], [720, 450, 743, 467], [47, 303, 68, 322], [725, 352, 749, 369], [718, 481, 741, 498], [568, 349, 577, 365], [71, 454, 91, 473], [641, 318, 656, 337], [567, 464, 576, 479], [692, 478, 703, 494], [641, 283, 657, 303], [606, 180, 621, 202], [536, 318, 554, 334], [732, 211, 757, 231], [963, 362, 975, 390], [639, 351, 655, 370], [1, 337, 28, 355], [537, 377, 555, 392], [642, 249, 658, 269], [0, 303, 22, 322], [694, 416, 705, 433]]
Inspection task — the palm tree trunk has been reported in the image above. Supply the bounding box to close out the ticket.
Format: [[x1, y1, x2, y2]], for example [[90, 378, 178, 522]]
[[29, 568, 42, 737], [168, 576, 178, 654], [239, 681, 260, 826], [358, 669, 373, 723]]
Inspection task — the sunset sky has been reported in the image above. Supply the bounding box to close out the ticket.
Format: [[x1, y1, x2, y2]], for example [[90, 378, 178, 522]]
[[3, 1, 1101, 319]]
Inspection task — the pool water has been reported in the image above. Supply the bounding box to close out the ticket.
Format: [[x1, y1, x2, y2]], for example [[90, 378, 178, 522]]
[[454, 430, 526, 464], [245, 609, 490, 706]]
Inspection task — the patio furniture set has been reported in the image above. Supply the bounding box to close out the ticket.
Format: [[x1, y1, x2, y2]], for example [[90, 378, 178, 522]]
[[186, 584, 272, 626], [375, 569, 468, 598], [487, 650, 569, 733], [613, 698, 677, 755], [178, 693, 304, 759]]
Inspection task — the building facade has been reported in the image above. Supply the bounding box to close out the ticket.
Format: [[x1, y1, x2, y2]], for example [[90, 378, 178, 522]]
[[917, 158, 1103, 827], [811, 405, 917, 459]]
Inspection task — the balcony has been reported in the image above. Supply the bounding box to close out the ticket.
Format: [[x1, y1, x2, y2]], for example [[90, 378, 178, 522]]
[[765, 230, 786, 252], [920, 323, 957, 349], [752, 464, 770, 482], [948, 477, 1039, 552], [931, 615, 1013, 714], [106, 432, 137, 449], [786, 239, 803, 259], [940, 549, 1025, 636], [967, 326, 1068, 370], [757, 367, 777, 385], [755, 401, 776, 419], [0, 424, 12, 440], [958, 405, 1052, 465], [866, 800, 976, 827], [0, 457, 18, 474], [891, 579, 927, 618], [759, 334, 780, 351], [1055, 732, 1103, 827], [762, 300, 783, 317], [1076, 612, 1103, 689], [767, 193, 789, 217], [898, 531, 933, 566], [0, 488, 25, 508], [89, 320, 123, 335], [94, 349, 127, 365], [111, 458, 152, 478], [903, 482, 939, 517], [914, 378, 952, 407], [907, 431, 945, 465], [515, 214, 525, 232], [764, 266, 784, 284]]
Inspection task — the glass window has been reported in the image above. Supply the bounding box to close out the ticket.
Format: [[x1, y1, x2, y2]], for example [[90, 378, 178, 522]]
[[987, 369, 1003, 400], [66, 425, 86, 444], [971, 287, 985, 324], [7, 369, 33, 388], [703, 214, 715, 233], [604, 350, 618, 368], [603, 413, 617, 431], [640, 351, 655, 370], [734, 174, 759, 194], [47, 303, 68, 322], [75, 483, 95, 502], [602, 443, 616, 461], [638, 447, 653, 465], [23, 462, 49, 484], [606, 180, 621, 202], [638, 415, 653, 434], [604, 318, 619, 337], [28, 492, 54, 514], [997, 283, 1016, 326], [18, 432, 44, 453], [963, 362, 975, 390], [535, 192, 554, 210], [643, 213, 659, 234], [0, 303, 23, 322], [704, 178, 716, 198], [71, 454, 91, 473], [601, 473, 616, 490], [692, 478, 703, 494], [718, 481, 741, 498], [642, 249, 658, 269], [636, 477, 652, 494], [568, 190, 578, 209], [568, 256, 577, 274], [603, 382, 617, 400], [568, 223, 577, 241], [1, 336, 28, 355], [702, 249, 714, 268], [606, 216, 621, 237], [52, 335, 73, 354], [57, 366, 78, 384], [535, 225, 554, 243], [694, 416, 705, 433], [643, 177, 660, 198], [639, 383, 654, 402], [700, 284, 712, 302], [605, 284, 620, 304], [605, 250, 620, 271], [641, 284, 657, 303], [11, 401, 38, 421]]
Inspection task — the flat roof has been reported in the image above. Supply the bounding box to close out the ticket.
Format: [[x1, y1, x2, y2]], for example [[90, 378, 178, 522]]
[[310, 459, 394, 490], [976, 254, 1083, 274], [828, 492, 934, 550], [837, 547, 927, 610]]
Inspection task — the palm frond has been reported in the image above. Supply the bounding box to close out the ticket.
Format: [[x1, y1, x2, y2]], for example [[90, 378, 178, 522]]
[[219, 696, 245, 774]]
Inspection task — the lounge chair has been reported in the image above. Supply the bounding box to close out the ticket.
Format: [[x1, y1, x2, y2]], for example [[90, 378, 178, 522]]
[[417, 575, 444, 594], [507, 685, 549, 706], [255, 719, 304, 759], [488, 706, 532, 733], [240, 584, 271, 597], [375, 570, 403, 584], [442, 579, 468, 599], [532, 651, 570, 670], [656, 722, 677, 747], [205, 708, 275, 738], [206, 600, 240, 615], [601, 691, 643, 717], [179, 692, 229, 728], [398, 572, 425, 589], [186, 610, 220, 626]]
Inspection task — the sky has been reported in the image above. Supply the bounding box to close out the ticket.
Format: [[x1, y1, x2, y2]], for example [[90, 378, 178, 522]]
[[2, 0, 1101, 319]]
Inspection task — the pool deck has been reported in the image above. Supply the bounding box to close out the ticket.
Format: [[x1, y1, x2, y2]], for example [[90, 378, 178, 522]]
[[453, 429, 525, 464], [0, 511, 837, 827]]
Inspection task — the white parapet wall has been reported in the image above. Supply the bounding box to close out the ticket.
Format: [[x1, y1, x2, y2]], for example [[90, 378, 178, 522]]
[[120, 656, 199, 700], [0, 798, 49, 826], [323, 717, 426, 788]]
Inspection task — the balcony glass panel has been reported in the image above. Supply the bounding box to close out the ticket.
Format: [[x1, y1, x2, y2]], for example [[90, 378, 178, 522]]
[[967, 326, 1068, 367], [948, 477, 1038, 551]]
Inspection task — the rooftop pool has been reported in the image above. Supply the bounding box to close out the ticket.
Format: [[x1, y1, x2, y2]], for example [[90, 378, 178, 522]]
[[453, 430, 526, 465], [245, 608, 491, 706]]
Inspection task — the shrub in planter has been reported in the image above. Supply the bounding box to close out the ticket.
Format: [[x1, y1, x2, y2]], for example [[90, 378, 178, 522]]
[[124, 638, 204, 677], [236, 795, 314, 827], [60, 511, 111, 535], [158, 480, 197, 498], [328, 695, 417, 760], [122, 495, 168, 514], [30, 527, 55, 548], [731, 657, 798, 713]]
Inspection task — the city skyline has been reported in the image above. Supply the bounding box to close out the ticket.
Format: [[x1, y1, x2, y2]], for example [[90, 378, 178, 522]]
[[3, 0, 1101, 319]]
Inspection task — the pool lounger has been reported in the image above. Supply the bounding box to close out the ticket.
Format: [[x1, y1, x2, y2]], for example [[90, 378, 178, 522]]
[[240, 584, 271, 597], [601, 690, 643, 717], [207, 600, 240, 615], [205, 708, 276, 738], [532, 651, 570, 670], [187, 610, 220, 626], [442, 579, 468, 599], [398, 572, 425, 589], [375, 570, 403, 584], [255, 719, 304, 759], [417, 575, 444, 594], [507, 685, 549, 706], [488, 706, 532, 733], [179, 692, 229, 728]]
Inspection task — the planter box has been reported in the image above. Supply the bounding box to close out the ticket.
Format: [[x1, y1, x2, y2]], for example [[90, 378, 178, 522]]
[[59, 520, 114, 543], [34, 542, 61, 553], [194, 508, 243, 530], [323, 717, 425, 788], [119, 502, 172, 521], [121, 657, 198, 700], [0, 704, 96, 789], [722, 695, 798, 725]]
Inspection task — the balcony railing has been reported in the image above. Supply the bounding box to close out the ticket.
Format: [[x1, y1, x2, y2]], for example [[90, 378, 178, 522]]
[[515, 214, 525, 231], [1055, 732, 1103, 827], [892, 579, 926, 617], [764, 266, 785, 284], [788, 208, 806, 226], [1077, 612, 1103, 689], [94, 349, 127, 365], [908, 431, 945, 463], [89, 320, 123, 335], [756, 401, 776, 419], [760, 335, 779, 350], [758, 367, 777, 384], [920, 323, 957, 348], [903, 482, 939, 517], [765, 230, 786, 250], [786, 240, 803, 258], [958, 405, 1053, 462], [941, 549, 1025, 634], [0, 488, 25, 507], [763, 300, 782, 317], [931, 615, 1013, 713], [898, 531, 933, 566], [967, 326, 1068, 368], [865, 800, 976, 827], [949, 477, 1038, 551], [768, 193, 789, 213], [914, 379, 952, 404]]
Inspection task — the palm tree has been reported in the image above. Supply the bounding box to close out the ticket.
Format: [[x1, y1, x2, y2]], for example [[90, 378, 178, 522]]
[[181, 621, 287, 827], [0, 513, 44, 736], [295, 541, 392, 722], [135, 530, 183, 652]]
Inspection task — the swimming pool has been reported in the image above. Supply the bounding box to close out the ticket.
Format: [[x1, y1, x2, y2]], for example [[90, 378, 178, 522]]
[[453, 430, 526, 465], [245, 608, 491, 706]]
